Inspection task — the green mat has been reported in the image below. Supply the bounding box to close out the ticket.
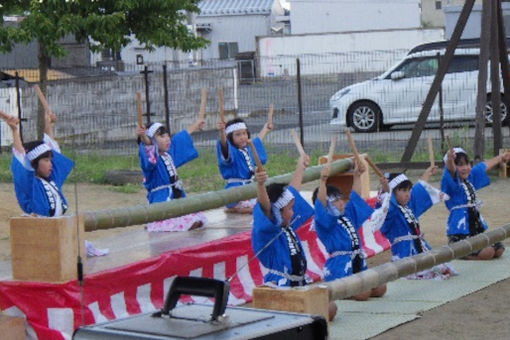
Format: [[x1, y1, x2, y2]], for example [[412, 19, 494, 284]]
[[328, 255, 510, 340]]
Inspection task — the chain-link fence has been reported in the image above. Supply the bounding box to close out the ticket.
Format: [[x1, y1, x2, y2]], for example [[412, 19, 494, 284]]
[[1, 50, 509, 160]]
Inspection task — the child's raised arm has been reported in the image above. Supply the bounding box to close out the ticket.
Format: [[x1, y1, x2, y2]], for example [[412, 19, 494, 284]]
[[255, 167, 271, 218], [217, 120, 228, 159], [421, 164, 438, 182], [0, 111, 23, 153], [317, 164, 330, 207], [484, 151, 510, 172], [445, 148, 456, 177], [136, 125, 151, 145], [186, 117, 205, 135], [257, 121, 273, 141], [289, 153, 309, 190], [44, 110, 57, 140]]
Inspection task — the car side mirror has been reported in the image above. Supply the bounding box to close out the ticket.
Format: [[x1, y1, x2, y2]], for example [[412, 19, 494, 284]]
[[391, 71, 404, 80]]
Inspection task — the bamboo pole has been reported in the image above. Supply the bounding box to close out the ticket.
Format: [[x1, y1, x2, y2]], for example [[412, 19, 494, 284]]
[[325, 222, 510, 301], [82, 158, 353, 231]]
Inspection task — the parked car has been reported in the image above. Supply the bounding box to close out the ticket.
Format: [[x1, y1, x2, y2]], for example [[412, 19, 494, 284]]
[[329, 40, 509, 132]]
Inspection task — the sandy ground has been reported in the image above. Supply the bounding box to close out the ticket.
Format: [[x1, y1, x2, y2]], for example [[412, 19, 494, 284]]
[[0, 171, 510, 338]]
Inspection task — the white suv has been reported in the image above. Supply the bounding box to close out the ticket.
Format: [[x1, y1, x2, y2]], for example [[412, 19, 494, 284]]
[[329, 40, 508, 132]]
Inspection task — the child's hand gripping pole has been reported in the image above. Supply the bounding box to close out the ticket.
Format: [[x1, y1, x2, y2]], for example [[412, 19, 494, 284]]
[[427, 137, 435, 167], [217, 88, 224, 123], [136, 92, 143, 127], [247, 139, 264, 172]]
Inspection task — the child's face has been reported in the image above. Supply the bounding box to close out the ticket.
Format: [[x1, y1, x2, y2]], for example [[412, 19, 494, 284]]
[[232, 129, 249, 148], [331, 196, 346, 214], [456, 158, 471, 180], [281, 199, 295, 226], [155, 132, 170, 152], [394, 187, 411, 206], [36, 156, 52, 178]]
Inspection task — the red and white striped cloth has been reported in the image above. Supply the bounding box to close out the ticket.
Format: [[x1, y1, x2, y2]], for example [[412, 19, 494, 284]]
[[0, 200, 389, 340]]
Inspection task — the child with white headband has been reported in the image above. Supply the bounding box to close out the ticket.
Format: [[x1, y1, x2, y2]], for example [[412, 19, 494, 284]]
[[136, 118, 206, 232], [217, 118, 272, 213], [377, 166, 455, 280], [313, 159, 389, 300], [2, 110, 73, 217], [442, 146, 510, 260]]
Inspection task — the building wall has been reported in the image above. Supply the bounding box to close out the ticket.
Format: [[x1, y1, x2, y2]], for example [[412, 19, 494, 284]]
[[444, 3, 510, 39], [421, 0, 483, 29], [289, 0, 421, 35], [196, 14, 271, 59], [256, 28, 444, 76]]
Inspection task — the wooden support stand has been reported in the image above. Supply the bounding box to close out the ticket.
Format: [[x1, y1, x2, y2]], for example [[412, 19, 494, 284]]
[[10, 215, 85, 282], [318, 153, 370, 199], [0, 314, 26, 340], [252, 285, 330, 322], [500, 148, 510, 178]]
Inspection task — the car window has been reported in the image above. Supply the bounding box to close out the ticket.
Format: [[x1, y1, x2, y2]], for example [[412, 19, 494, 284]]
[[447, 55, 478, 73], [393, 57, 438, 78]]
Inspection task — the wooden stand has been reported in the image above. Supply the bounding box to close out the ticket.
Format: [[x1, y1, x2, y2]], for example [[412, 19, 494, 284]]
[[500, 148, 510, 178], [10, 215, 85, 282], [252, 285, 330, 322], [318, 153, 370, 199], [0, 314, 26, 340]]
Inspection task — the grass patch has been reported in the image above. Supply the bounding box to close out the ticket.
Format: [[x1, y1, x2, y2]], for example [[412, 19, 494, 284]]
[[109, 183, 141, 194]]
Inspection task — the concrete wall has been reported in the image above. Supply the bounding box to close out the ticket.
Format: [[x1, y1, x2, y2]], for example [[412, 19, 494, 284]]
[[289, 0, 421, 35], [444, 3, 510, 39], [256, 28, 444, 76], [0, 67, 237, 150]]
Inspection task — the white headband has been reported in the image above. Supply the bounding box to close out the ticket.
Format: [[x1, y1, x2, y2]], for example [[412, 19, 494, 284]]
[[443, 147, 467, 163], [273, 188, 294, 210], [26, 143, 51, 161], [147, 122, 164, 139], [389, 174, 409, 191], [225, 122, 247, 135]]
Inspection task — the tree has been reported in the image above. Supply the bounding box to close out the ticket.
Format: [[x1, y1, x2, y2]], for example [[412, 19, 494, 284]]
[[0, 0, 207, 138]]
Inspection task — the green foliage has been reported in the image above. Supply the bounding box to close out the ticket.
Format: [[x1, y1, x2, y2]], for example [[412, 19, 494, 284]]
[[109, 183, 140, 194]]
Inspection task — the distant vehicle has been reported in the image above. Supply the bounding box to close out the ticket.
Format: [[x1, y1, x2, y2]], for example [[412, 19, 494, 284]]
[[329, 39, 509, 132]]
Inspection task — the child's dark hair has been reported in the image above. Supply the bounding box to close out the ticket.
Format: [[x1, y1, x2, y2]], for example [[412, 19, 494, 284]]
[[24, 141, 52, 170], [312, 185, 343, 203], [393, 180, 412, 193], [454, 152, 470, 166], [267, 183, 287, 204], [147, 122, 169, 137], [226, 118, 250, 145]]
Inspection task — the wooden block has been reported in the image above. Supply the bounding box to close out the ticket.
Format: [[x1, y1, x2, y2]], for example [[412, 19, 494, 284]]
[[318, 153, 370, 199], [0, 314, 26, 340], [10, 215, 85, 282], [252, 285, 329, 322], [499, 148, 510, 178]]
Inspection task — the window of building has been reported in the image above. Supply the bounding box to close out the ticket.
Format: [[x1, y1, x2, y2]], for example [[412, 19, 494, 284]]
[[218, 42, 239, 60], [435, 1, 442, 10]]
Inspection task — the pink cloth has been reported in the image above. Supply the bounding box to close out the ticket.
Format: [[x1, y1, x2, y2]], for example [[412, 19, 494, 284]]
[[231, 198, 256, 209], [146, 212, 207, 232]]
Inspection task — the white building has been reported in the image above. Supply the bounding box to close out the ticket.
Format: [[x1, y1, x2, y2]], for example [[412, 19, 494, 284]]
[[289, 0, 421, 35]]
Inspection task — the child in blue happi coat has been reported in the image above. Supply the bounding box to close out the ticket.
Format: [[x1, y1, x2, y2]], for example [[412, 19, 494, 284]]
[[377, 167, 455, 280], [442, 147, 510, 260], [136, 118, 206, 232], [313, 159, 388, 300], [217, 118, 272, 213], [251, 153, 338, 320], [3, 111, 73, 217]]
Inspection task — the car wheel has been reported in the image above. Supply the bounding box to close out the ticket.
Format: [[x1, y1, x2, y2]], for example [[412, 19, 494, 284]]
[[347, 101, 381, 132], [485, 94, 508, 125]]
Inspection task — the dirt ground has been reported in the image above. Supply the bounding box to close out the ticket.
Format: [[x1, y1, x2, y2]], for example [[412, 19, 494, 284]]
[[0, 171, 510, 338]]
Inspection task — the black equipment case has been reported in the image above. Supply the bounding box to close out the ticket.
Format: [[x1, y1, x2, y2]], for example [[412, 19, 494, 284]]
[[73, 276, 327, 340]]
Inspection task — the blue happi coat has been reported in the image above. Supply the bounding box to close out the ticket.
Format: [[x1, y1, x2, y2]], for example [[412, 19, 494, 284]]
[[313, 191, 372, 281], [216, 137, 266, 207], [441, 163, 489, 236], [380, 181, 434, 260], [139, 130, 198, 204], [251, 186, 313, 287], [11, 135, 74, 217]]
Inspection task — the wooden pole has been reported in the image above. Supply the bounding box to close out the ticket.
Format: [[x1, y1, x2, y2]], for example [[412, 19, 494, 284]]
[[326, 136, 336, 168], [0, 110, 13, 121], [199, 88, 206, 130], [247, 139, 264, 171], [345, 129, 361, 165], [290, 129, 306, 156], [218, 88, 224, 123], [33, 84, 51, 113], [83, 158, 353, 231], [365, 156, 384, 178], [136, 92, 143, 127], [427, 137, 435, 167], [267, 104, 274, 126], [490, 0, 502, 156]]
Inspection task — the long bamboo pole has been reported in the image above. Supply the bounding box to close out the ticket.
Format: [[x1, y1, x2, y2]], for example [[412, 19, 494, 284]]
[[325, 222, 510, 300], [83, 158, 353, 231]]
